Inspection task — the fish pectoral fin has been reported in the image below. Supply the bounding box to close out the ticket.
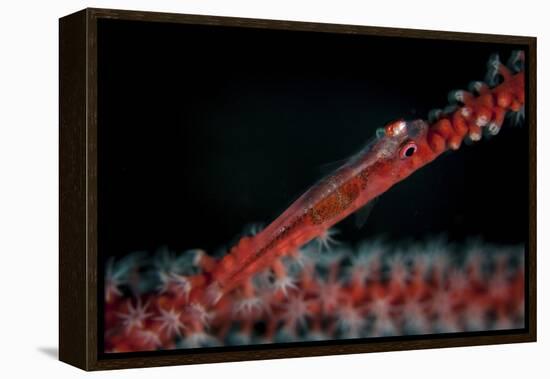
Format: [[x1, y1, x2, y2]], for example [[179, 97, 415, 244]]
[[354, 197, 379, 229]]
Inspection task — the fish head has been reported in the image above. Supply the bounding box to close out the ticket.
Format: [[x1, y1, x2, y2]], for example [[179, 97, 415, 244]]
[[374, 118, 432, 180]]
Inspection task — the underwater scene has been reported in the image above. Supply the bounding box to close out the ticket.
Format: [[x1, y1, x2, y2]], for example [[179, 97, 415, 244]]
[[98, 20, 528, 353]]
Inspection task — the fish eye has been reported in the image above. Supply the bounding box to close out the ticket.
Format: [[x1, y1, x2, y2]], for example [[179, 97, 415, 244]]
[[400, 141, 417, 159]]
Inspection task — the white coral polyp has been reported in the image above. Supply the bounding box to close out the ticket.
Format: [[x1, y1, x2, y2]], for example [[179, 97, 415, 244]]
[[155, 307, 186, 338]]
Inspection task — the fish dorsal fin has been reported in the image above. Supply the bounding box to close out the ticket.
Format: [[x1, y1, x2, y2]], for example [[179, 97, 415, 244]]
[[355, 197, 379, 229], [318, 158, 350, 176], [318, 135, 381, 176]]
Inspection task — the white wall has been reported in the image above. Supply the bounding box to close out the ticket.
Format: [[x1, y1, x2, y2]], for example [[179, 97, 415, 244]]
[[0, 0, 547, 377]]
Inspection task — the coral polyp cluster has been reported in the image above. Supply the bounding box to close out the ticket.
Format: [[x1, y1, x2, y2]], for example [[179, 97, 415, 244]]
[[104, 238, 525, 352]]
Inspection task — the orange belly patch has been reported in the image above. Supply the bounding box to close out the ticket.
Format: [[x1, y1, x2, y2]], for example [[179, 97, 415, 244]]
[[308, 180, 360, 225]]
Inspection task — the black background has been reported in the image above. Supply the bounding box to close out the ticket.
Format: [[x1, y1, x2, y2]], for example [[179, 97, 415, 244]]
[[97, 19, 528, 259]]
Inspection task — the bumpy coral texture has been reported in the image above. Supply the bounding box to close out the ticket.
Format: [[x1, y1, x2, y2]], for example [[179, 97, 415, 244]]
[[104, 237, 524, 352]]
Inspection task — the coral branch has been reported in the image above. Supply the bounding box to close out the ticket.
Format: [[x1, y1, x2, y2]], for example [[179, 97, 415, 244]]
[[104, 239, 525, 352]]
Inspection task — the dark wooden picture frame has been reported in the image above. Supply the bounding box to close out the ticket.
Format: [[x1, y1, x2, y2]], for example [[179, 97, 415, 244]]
[[59, 8, 536, 371]]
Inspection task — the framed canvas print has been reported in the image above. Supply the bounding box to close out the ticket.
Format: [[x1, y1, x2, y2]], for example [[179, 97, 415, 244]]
[[59, 8, 537, 371]]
